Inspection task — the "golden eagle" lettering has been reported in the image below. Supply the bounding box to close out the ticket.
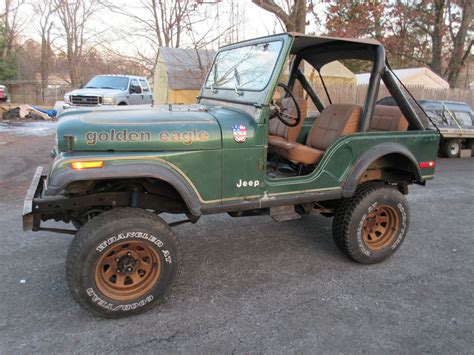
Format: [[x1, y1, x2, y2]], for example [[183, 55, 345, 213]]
[[85, 129, 209, 145]]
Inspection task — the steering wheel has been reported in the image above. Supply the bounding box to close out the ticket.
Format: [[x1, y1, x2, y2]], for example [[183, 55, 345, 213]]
[[273, 83, 302, 128]]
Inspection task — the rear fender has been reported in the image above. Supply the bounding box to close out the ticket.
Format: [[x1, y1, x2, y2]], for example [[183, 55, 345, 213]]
[[342, 142, 422, 197]]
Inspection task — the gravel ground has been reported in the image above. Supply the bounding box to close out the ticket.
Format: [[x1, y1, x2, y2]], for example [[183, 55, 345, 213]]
[[0, 123, 473, 353]]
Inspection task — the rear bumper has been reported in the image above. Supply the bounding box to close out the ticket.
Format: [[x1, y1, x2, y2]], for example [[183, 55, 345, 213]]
[[23, 167, 46, 231]]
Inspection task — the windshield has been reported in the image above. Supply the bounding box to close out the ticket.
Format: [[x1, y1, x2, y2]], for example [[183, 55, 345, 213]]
[[205, 41, 282, 91], [85, 76, 129, 90]]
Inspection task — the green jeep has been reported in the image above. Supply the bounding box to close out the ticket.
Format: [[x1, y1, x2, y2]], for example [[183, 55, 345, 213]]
[[23, 33, 439, 318]]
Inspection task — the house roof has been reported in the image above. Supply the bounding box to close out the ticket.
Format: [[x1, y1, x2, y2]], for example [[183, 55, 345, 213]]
[[356, 67, 449, 88], [158, 47, 215, 90]]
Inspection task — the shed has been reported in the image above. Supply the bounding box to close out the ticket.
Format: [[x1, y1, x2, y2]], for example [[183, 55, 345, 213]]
[[153, 47, 215, 105], [356, 67, 449, 89], [306, 60, 357, 86]]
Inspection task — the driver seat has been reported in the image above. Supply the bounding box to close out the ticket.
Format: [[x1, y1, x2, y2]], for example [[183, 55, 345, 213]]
[[272, 104, 362, 165], [268, 98, 305, 153]]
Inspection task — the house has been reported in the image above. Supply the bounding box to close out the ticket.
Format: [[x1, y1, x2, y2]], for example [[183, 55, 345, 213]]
[[356, 67, 449, 89], [153, 47, 215, 105]]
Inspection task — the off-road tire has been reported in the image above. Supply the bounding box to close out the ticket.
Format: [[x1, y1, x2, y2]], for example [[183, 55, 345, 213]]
[[332, 183, 409, 264], [442, 139, 461, 158], [66, 208, 181, 318]]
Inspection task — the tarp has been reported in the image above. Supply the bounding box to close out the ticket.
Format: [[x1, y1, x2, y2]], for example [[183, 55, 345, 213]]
[[2, 105, 55, 121]]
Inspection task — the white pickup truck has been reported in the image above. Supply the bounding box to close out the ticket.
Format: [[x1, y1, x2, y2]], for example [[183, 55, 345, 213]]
[[63, 75, 153, 108]]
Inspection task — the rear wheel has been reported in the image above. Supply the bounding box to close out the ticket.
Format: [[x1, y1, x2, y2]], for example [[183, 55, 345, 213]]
[[332, 183, 409, 264], [442, 139, 461, 158], [66, 208, 180, 318]]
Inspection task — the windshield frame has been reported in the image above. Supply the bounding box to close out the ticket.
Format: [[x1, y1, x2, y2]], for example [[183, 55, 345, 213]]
[[204, 39, 284, 93], [198, 34, 292, 107]]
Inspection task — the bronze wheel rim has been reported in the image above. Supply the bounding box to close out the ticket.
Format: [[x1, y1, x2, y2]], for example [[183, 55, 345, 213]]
[[362, 205, 400, 251], [95, 241, 162, 301]]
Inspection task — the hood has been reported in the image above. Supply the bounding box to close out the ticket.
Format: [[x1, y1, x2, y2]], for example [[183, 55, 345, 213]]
[[66, 88, 125, 97], [57, 105, 222, 151]]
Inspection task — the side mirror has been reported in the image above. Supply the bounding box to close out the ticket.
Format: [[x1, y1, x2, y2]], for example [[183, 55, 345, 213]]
[[79, 84, 84, 89]]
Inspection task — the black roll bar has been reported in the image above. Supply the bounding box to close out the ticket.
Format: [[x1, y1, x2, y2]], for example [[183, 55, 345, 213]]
[[382, 68, 426, 130], [296, 69, 325, 113], [359, 46, 385, 132]]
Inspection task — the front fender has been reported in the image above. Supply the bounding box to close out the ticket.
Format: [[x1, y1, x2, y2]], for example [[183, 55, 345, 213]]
[[342, 142, 423, 197], [44, 156, 202, 216]]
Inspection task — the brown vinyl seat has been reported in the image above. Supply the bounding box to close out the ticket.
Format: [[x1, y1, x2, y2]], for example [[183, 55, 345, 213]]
[[268, 97, 305, 152], [370, 105, 409, 131], [273, 104, 362, 165]]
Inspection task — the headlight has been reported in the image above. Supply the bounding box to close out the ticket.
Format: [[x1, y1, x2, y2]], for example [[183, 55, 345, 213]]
[[64, 95, 70, 104], [102, 97, 115, 105]]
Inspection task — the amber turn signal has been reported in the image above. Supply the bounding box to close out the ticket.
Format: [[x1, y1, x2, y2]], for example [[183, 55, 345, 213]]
[[71, 161, 104, 170]]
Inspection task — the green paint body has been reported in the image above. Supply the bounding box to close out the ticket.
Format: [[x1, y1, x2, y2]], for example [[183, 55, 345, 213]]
[[49, 34, 439, 208]]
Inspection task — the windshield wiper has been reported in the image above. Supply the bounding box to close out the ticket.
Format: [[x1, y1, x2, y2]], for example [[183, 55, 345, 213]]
[[100, 86, 118, 90]]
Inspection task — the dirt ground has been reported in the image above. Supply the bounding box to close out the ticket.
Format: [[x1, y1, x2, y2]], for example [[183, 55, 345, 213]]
[[0, 122, 473, 353]]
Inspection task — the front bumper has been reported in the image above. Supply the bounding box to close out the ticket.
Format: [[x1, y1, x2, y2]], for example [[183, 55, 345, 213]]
[[23, 167, 46, 231]]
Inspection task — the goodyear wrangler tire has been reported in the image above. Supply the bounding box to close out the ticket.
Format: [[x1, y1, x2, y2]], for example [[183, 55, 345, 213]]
[[66, 208, 180, 318], [332, 183, 409, 264]]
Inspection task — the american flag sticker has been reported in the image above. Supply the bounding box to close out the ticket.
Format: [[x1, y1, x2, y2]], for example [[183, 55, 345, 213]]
[[232, 125, 247, 143]]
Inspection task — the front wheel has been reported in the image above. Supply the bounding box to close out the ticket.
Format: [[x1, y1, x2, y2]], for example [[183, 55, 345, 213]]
[[66, 208, 181, 318], [332, 183, 409, 264]]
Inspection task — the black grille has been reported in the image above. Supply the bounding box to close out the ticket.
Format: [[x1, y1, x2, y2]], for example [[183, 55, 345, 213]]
[[70, 95, 102, 106]]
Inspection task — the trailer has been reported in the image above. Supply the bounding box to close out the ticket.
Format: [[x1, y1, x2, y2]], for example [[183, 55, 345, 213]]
[[438, 127, 474, 158], [377, 97, 474, 158]]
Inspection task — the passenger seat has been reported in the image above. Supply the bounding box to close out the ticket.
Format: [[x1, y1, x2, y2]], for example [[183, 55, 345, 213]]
[[370, 105, 408, 131]]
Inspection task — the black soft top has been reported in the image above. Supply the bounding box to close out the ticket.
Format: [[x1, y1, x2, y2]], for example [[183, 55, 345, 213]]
[[288, 32, 384, 70]]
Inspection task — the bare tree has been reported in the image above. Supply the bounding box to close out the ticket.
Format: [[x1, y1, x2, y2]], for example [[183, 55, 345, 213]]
[[445, 0, 473, 87], [1, 0, 26, 59], [54, 0, 100, 87], [108, 0, 200, 49], [105, 0, 235, 79], [33, 0, 57, 101], [251, 0, 307, 33], [395, 0, 473, 87]]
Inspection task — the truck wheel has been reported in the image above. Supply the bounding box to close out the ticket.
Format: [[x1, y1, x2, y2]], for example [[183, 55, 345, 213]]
[[332, 183, 409, 264], [66, 208, 180, 318], [442, 139, 461, 158]]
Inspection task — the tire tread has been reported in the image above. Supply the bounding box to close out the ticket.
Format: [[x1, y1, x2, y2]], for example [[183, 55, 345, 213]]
[[332, 182, 401, 264], [66, 208, 181, 318]]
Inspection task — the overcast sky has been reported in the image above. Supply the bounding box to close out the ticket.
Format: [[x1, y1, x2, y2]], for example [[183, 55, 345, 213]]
[[14, 1, 326, 58]]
